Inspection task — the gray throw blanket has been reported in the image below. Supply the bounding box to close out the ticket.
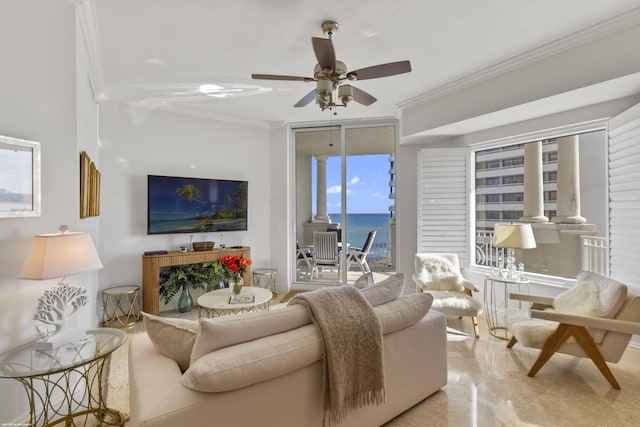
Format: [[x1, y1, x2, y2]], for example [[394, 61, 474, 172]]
[[289, 286, 385, 426]]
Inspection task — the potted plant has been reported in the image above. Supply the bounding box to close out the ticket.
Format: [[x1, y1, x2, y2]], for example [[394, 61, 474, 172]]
[[159, 262, 217, 312]]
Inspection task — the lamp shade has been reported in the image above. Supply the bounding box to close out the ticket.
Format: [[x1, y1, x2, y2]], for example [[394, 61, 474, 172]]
[[493, 223, 537, 249], [20, 231, 103, 279]]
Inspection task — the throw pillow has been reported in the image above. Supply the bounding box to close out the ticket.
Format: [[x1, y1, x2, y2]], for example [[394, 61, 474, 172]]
[[553, 272, 627, 318], [553, 281, 601, 316], [353, 272, 374, 289], [416, 256, 464, 291], [359, 272, 406, 306], [142, 312, 200, 372], [373, 292, 434, 334], [182, 324, 323, 392], [190, 304, 312, 363]]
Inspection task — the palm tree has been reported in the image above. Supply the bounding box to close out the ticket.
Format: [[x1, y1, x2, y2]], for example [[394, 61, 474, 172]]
[[177, 184, 200, 202]]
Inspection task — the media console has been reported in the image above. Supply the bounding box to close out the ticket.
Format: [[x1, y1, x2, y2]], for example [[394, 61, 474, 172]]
[[141, 247, 251, 315]]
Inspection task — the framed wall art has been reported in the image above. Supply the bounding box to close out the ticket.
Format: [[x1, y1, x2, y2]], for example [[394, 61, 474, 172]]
[[0, 135, 41, 218], [80, 150, 100, 218]]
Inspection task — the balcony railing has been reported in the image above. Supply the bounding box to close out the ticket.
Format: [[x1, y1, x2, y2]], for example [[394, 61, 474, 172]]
[[580, 235, 609, 276], [345, 225, 392, 269], [476, 231, 610, 276]]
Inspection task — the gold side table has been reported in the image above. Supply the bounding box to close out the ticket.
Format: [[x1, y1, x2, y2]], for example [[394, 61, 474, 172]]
[[484, 275, 530, 340], [252, 268, 278, 296], [102, 285, 141, 328], [0, 328, 127, 427]]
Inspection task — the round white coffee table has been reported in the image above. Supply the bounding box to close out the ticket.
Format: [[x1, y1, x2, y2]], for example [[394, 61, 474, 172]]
[[197, 286, 273, 318]]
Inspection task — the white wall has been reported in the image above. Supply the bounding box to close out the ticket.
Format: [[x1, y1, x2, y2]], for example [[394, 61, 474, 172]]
[[97, 102, 273, 293], [0, 0, 82, 422]]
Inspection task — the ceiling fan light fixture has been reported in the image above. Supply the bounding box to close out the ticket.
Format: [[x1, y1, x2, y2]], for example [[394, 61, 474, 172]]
[[338, 85, 353, 104], [251, 20, 411, 111]]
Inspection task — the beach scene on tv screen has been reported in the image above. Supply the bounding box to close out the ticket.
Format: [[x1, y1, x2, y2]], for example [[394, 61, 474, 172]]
[[148, 175, 247, 234]]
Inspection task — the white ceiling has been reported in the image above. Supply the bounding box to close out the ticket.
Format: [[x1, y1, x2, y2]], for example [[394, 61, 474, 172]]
[[88, 0, 640, 127]]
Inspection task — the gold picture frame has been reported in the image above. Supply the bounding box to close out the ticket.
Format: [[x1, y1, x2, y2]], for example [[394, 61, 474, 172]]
[[80, 151, 100, 218]]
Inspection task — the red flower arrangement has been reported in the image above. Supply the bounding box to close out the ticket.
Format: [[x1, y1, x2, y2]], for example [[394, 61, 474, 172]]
[[217, 255, 252, 278]]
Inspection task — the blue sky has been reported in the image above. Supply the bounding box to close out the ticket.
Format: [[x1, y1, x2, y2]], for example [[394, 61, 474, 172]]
[[312, 154, 392, 214]]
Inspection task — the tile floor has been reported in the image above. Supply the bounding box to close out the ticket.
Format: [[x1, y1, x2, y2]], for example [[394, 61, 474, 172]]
[[384, 316, 640, 427]]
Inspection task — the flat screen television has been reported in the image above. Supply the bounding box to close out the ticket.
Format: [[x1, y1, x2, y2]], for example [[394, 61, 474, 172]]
[[147, 175, 248, 234]]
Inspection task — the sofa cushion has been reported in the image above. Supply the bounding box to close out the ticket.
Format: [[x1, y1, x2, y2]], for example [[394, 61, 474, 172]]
[[360, 272, 405, 306], [353, 272, 374, 289], [373, 292, 433, 334], [142, 312, 199, 372], [190, 304, 311, 363], [182, 324, 323, 392]]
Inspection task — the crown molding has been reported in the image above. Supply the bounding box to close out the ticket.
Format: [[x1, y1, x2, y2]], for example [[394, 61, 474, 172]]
[[72, 0, 105, 102], [102, 93, 274, 129], [398, 6, 640, 110]]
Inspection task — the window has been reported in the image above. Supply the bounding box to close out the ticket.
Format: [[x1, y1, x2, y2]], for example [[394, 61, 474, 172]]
[[502, 158, 524, 167], [544, 171, 557, 182], [503, 193, 523, 202], [502, 175, 524, 185], [473, 130, 607, 278]]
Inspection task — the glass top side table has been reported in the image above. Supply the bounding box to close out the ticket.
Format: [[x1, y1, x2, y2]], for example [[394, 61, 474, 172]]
[[0, 328, 127, 426], [102, 285, 141, 328], [484, 274, 531, 340]]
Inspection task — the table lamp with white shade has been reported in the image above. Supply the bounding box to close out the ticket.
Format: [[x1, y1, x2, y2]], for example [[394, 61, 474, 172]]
[[20, 226, 103, 350], [493, 223, 536, 280]]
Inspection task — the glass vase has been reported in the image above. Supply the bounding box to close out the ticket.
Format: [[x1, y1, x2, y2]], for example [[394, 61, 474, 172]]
[[178, 286, 193, 313], [231, 275, 244, 295]]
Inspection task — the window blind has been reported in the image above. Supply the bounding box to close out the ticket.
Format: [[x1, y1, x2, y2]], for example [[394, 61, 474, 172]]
[[417, 148, 467, 263], [609, 103, 640, 288]]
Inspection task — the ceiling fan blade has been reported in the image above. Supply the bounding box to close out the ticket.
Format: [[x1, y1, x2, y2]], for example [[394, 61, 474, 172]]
[[348, 60, 412, 81], [312, 37, 336, 72], [294, 89, 317, 108], [251, 74, 314, 82], [351, 86, 377, 106]]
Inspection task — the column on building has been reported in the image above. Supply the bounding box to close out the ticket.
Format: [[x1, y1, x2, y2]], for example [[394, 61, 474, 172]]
[[520, 140, 548, 223], [552, 135, 586, 224], [313, 155, 330, 223]]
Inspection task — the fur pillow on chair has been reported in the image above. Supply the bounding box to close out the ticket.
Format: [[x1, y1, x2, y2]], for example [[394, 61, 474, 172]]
[[417, 256, 464, 292], [553, 271, 627, 318]]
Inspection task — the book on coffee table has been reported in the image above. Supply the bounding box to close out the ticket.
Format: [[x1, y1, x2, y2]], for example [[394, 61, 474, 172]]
[[229, 293, 255, 304]]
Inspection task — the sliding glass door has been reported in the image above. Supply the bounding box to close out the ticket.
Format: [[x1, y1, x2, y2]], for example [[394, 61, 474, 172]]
[[293, 123, 396, 286]]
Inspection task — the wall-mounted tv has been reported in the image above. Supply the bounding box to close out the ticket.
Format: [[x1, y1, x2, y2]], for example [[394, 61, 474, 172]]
[[147, 175, 248, 234]]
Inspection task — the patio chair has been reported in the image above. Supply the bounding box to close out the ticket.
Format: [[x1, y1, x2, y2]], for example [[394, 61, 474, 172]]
[[296, 242, 313, 272], [347, 231, 377, 273], [311, 231, 340, 279]]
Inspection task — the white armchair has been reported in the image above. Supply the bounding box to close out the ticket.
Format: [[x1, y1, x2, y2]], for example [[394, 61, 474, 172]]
[[413, 253, 483, 338], [505, 271, 640, 389]]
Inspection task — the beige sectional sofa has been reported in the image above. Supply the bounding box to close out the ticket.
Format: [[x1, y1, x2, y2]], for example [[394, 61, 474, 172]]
[[128, 274, 448, 427]]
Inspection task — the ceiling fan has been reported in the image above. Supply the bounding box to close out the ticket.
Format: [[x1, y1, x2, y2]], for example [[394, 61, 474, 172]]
[[252, 20, 412, 111]]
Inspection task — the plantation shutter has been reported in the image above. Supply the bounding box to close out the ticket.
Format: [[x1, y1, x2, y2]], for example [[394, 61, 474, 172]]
[[417, 148, 467, 263], [608, 102, 640, 289]]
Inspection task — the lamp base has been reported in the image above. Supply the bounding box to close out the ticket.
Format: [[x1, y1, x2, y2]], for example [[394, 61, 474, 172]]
[[34, 328, 86, 350]]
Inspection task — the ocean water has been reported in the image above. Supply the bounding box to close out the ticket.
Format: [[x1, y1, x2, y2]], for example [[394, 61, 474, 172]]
[[328, 213, 392, 261]]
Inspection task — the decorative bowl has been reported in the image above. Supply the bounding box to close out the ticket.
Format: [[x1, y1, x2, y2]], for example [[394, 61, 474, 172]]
[[192, 241, 214, 251]]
